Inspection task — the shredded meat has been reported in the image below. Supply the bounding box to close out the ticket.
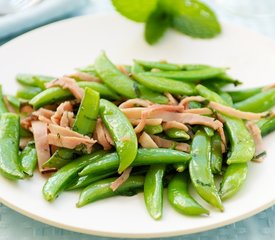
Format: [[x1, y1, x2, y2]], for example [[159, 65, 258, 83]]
[[46, 77, 84, 100], [19, 137, 33, 149], [179, 96, 205, 108], [119, 99, 153, 109], [162, 121, 188, 131], [32, 108, 55, 119], [32, 121, 51, 172], [139, 132, 158, 148], [93, 119, 113, 150], [164, 92, 178, 105], [110, 167, 132, 191], [20, 104, 33, 114], [209, 102, 268, 120], [51, 101, 73, 125], [60, 111, 74, 128], [150, 135, 190, 152], [67, 72, 101, 83], [184, 108, 212, 115], [130, 118, 162, 126]]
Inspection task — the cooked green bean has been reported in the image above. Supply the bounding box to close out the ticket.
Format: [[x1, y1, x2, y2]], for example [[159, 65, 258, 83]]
[[144, 125, 163, 135], [227, 87, 262, 103], [43, 150, 107, 201], [133, 73, 196, 95], [131, 62, 145, 74], [19, 142, 37, 176], [189, 130, 223, 211], [0, 113, 24, 179], [235, 88, 275, 112], [219, 163, 248, 200], [168, 172, 209, 216], [99, 99, 138, 173], [77, 176, 144, 207], [144, 164, 166, 220], [79, 148, 191, 176]]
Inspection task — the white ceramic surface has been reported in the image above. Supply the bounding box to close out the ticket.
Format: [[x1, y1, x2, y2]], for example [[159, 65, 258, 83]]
[[0, 14, 274, 238]]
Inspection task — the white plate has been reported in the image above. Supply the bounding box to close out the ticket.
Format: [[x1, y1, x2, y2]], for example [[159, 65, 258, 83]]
[[0, 13, 274, 238]]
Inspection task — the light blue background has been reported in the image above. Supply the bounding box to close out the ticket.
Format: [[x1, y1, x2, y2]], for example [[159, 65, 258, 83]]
[[0, 0, 275, 239]]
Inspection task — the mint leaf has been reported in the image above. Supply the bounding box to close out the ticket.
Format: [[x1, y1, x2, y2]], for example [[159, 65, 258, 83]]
[[145, 9, 170, 45], [160, 0, 221, 38], [112, 0, 158, 22]]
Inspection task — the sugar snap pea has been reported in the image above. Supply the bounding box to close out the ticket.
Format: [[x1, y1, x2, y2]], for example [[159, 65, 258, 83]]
[[77, 176, 144, 208], [196, 84, 255, 165], [19, 142, 37, 176], [0, 85, 8, 114], [203, 127, 214, 137], [16, 86, 42, 100], [16, 74, 55, 88], [94, 52, 168, 104], [29, 82, 119, 109], [0, 113, 24, 179], [235, 88, 275, 113], [219, 163, 248, 200], [144, 124, 163, 135], [139, 68, 226, 81], [168, 172, 209, 216], [133, 73, 196, 95], [99, 99, 138, 173], [131, 62, 145, 74], [189, 130, 223, 211], [144, 164, 166, 220], [43, 150, 107, 201], [79, 148, 191, 176], [227, 87, 262, 103], [165, 128, 190, 140], [257, 117, 275, 137], [210, 133, 223, 175]]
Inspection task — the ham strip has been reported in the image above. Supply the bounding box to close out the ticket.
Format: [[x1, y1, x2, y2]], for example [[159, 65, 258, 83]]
[[32, 121, 51, 172], [38, 115, 52, 124], [130, 118, 162, 126], [164, 92, 178, 105], [119, 99, 153, 109], [162, 121, 188, 131], [110, 167, 133, 191], [139, 132, 158, 148], [19, 137, 33, 149], [48, 134, 96, 153], [94, 119, 113, 150], [121, 107, 145, 119], [21, 116, 37, 130], [209, 102, 268, 120], [60, 111, 74, 128], [32, 108, 54, 119], [179, 96, 205, 107], [48, 124, 84, 138], [150, 135, 190, 152], [20, 104, 33, 114], [46, 77, 84, 100], [51, 101, 73, 125], [67, 72, 101, 83], [184, 108, 212, 115], [246, 121, 265, 162]]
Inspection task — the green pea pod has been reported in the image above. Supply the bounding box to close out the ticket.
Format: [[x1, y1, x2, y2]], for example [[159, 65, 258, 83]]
[[196, 85, 255, 165], [6, 95, 20, 111], [134, 60, 209, 71], [94, 52, 168, 104], [19, 126, 32, 138], [99, 99, 138, 174], [16, 74, 55, 88], [203, 127, 214, 137], [139, 68, 226, 81], [144, 124, 163, 135], [29, 82, 119, 109], [79, 148, 191, 176], [220, 92, 233, 106], [219, 163, 248, 200], [144, 164, 166, 220], [133, 73, 196, 95], [131, 62, 145, 74], [235, 88, 275, 113], [165, 128, 190, 140], [20, 142, 37, 176], [257, 117, 275, 137], [66, 171, 117, 190], [0, 113, 24, 179], [168, 172, 209, 216], [76, 65, 98, 75], [227, 87, 262, 103], [189, 130, 223, 211], [77, 176, 144, 207], [43, 88, 100, 169], [43, 150, 107, 201], [0, 85, 8, 114], [210, 133, 223, 175], [16, 86, 42, 100]]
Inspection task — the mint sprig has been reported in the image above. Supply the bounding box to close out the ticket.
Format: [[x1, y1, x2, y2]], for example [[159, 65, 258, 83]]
[[111, 0, 221, 44]]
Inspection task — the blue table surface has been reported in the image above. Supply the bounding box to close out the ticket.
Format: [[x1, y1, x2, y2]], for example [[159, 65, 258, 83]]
[[0, 0, 275, 239]]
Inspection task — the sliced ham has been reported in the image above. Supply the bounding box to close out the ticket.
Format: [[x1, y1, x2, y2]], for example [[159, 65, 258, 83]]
[[19, 137, 33, 149], [139, 132, 158, 148], [179, 96, 205, 107], [51, 101, 73, 125], [93, 119, 113, 150], [48, 124, 83, 138], [119, 99, 153, 109], [150, 135, 190, 152], [246, 121, 265, 162], [21, 115, 38, 130], [184, 108, 212, 115], [162, 121, 188, 131], [48, 134, 96, 153], [164, 92, 178, 105], [110, 167, 133, 191], [46, 77, 84, 100], [20, 104, 33, 114], [60, 111, 74, 128], [32, 121, 51, 172], [130, 118, 162, 126], [121, 107, 145, 119], [38, 115, 52, 124], [32, 108, 54, 119], [67, 72, 101, 83], [209, 102, 267, 120]]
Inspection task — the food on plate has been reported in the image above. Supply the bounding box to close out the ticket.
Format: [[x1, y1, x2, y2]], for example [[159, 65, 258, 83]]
[[0, 52, 274, 219]]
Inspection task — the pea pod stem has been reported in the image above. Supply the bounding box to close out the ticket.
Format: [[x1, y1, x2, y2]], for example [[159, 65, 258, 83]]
[[144, 164, 166, 220], [99, 99, 138, 173], [189, 130, 223, 211], [168, 172, 209, 216], [77, 176, 144, 207], [79, 148, 191, 176]]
